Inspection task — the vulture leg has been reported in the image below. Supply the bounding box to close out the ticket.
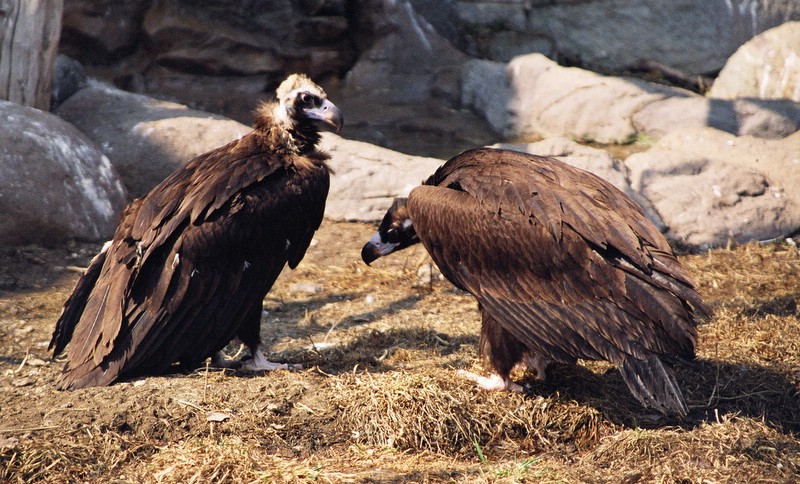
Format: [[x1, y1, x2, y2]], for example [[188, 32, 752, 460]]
[[241, 348, 297, 372], [455, 308, 526, 392], [457, 369, 523, 392], [235, 303, 301, 372]]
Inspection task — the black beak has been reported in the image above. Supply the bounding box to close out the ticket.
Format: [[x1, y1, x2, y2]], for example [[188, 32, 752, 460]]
[[361, 233, 400, 266], [361, 242, 381, 266]]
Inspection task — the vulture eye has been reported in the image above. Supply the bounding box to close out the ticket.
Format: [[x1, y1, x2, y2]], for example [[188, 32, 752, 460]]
[[385, 229, 400, 243], [298, 92, 315, 107]]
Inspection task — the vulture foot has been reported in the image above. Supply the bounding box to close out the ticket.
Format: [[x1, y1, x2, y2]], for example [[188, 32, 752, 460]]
[[457, 369, 523, 392], [241, 349, 302, 372], [211, 351, 244, 369]]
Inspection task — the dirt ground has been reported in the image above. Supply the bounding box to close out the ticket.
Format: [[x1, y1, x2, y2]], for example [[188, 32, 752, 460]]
[[1, 221, 799, 483]]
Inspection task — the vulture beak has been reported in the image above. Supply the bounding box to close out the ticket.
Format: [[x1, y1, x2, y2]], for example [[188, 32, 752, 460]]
[[361, 233, 400, 266], [305, 99, 344, 133]]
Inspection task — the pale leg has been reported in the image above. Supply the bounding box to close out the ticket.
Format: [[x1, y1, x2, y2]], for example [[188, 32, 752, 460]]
[[241, 348, 302, 371], [457, 369, 523, 393]]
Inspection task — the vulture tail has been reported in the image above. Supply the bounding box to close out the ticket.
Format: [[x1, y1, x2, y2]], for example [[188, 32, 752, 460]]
[[619, 356, 688, 417], [49, 245, 109, 357]]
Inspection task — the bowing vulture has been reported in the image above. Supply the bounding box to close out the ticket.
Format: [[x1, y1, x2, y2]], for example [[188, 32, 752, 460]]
[[50, 74, 343, 390], [362, 147, 709, 416]]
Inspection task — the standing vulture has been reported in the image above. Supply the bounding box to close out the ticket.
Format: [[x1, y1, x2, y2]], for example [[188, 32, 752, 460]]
[[362, 147, 709, 416], [49, 74, 343, 390]]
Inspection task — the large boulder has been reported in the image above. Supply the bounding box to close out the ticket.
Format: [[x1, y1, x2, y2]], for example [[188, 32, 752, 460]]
[[0, 101, 127, 246], [625, 128, 800, 249], [55, 80, 251, 198], [463, 53, 800, 142], [632, 97, 800, 140], [710, 21, 800, 102]]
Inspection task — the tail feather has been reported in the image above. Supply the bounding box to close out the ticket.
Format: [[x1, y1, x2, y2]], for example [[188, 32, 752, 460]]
[[49, 245, 109, 357], [619, 356, 688, 417]]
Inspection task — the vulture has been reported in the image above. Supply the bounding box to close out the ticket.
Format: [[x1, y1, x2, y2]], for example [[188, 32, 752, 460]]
[[49, 74, 343, 390], [362, 147, 709, 416]]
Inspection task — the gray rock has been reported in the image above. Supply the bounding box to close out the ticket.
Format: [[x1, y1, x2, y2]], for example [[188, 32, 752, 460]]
[[343, 0, 468, 104], [50, 55, 87, 110], [464, 53, 800, 142], [61, 0, 151, 60], [0, 100, 127, 246], [478, 53, 686, 143], [453, 0, 800, 75], [710, 21, 800, 102], [61, 0, 352, 81], [320, 133, 442, 222], [55, 80, 251, 198], [633, 96, 800, 140], [626, 128, 800, 248], [461, 59, 513, 135]]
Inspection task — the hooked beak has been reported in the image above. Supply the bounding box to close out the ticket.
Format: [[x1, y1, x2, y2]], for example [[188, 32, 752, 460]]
[[305, 98, 344, 133], [361, 233, 400, 266]]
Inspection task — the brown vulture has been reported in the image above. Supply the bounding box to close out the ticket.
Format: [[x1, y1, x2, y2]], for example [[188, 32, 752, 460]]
[[49, 74, 343, 390], [362, 147, 709, 416]]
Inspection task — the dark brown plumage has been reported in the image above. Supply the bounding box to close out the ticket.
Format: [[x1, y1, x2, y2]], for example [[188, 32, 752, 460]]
[[50, 74, 343, 390], [362, 147, 709, 416]]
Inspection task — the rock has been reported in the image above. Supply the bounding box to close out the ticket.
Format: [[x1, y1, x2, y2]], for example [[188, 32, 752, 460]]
[[625, 128, 800, 249], [492, 138, 665, 231], [0, 100, 127, 246], [62, 0, 353, 80], [464, 53, 800, 142], [60, 0, 152, 61], [320, 133, 443, 222], [451, 0, 800, 75], [633, 96, 800, 140], [343, 0, 468, 104], [710, 21, 800, 102], [461, 59, 513, 135], [55, 80, 251, 198], [469, 53, 687, 142], [50, 55, 88, 110]]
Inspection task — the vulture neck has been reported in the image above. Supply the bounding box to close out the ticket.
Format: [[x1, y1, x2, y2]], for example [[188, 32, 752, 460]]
[[255, 102, 321, 156]]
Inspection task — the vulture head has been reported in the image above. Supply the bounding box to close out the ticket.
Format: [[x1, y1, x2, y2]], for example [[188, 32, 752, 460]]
[[273, 73, 343, 134], [361, 198, 420, 265]]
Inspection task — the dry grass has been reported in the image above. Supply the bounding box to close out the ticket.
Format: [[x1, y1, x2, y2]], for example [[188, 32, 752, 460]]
[[1, 223, 799, 483]]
